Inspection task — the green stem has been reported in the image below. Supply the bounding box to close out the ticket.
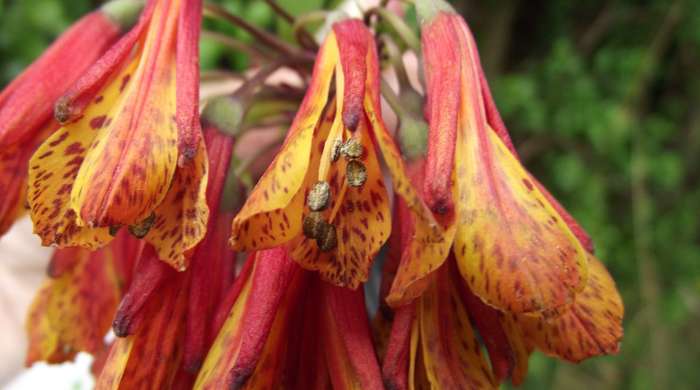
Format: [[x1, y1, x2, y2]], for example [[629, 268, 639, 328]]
[[203, 2, 311, 61], [201, 30, 268, 62], [367, 7, 420, 51]]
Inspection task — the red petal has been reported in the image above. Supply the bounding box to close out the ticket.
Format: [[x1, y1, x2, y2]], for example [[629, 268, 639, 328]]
[[183, 125, 235, 371], [175, 0, 203, 162], [381, 304, 416, 390], [0, 11, 120, 146], [332, 20, 370, 131], [421, 13, 460, 217], [323, 282, 384, 390], [112, 245, 171, 337], [194, 248, 298, 389], [55, 2, 156, 124]]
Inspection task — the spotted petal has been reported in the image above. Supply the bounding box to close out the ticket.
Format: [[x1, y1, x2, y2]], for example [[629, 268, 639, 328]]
[[144, 136, 208, 270], [418, 269, 496, 389], [229, 34, 337, 251], [26, 246, 119, 365], [514, 255, 623, 362], [72, 0, 179, 228]]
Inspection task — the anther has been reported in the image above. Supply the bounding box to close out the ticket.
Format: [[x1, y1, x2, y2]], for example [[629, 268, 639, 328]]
[[303, 211, 325, 239], [307, 181, 331, 211], [317, 222, 337, 251], [109, 225, 121, 236], [341, 138, 364, 160], [346, 160, 368, 187], [331, 138, 343, 162], [128, 213, 156, 238]]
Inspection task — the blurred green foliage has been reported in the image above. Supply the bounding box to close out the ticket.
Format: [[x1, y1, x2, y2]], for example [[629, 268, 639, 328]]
[[1, 0, 699, 389]]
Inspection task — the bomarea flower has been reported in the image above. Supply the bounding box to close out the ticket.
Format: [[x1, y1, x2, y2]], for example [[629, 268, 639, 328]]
[[229, 19, 437, 289], [95, 126, 236, 389], [26, 126, 237, 388], [27, 0, 208, 270], [378, 174, 623, 388], [194, 246, 383, 390], [0, 0, 140, 236], [25, 231, 134, 366], [386, 6, 601, 315]]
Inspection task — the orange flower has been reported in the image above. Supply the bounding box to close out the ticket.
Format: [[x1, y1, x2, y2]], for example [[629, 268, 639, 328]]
[[387, 6, 596, 314], [27, 0, 207, 270], [0, 1, 137, 236], [195, 246, 384, 389], [91, 125, 237, 389], [229, 19, 439, 288], [379, 160, 623, 388], [381, 256, 623, 389]]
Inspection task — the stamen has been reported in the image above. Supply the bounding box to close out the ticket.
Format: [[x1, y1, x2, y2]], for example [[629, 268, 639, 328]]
[[127, 213, 156, 238], [303, 211, 325, 239], [317, 222, 337, 251], [331, 138, 343, 162], [109, 225, 121, 236], [341, 138, 364, 159], [346, 160, 367, 187], [308, 181, 331, 211]]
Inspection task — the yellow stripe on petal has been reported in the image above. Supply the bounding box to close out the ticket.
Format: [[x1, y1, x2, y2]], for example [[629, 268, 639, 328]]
[[72, 0, 179, 228], [194, 269, 253, 389], [514, 254, 623, 362], [454, 124, 589, 313], [230, 34, 338, 251], [499, 315, 532, 386], [144, 137, 208, 270], [419, 273, 496, 389], [95, 337, 134, 390]]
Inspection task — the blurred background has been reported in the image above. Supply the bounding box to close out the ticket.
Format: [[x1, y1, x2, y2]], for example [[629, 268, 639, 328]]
[[1, 0, 699, 389]]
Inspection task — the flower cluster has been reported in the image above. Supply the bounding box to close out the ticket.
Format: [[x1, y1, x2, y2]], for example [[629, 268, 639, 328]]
[[1, 0, 623, 388]]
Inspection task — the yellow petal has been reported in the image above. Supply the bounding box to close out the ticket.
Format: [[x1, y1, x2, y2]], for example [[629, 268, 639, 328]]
[[514, 255, 623, 362], [72, 0, 179, 227], [27, 99, 113, 248], [386, 166, 458, 307], [144, 137, 208, 270], [25, 246, 120, 365], [229, 34, 338, 251], [454, 123, 589, 313]]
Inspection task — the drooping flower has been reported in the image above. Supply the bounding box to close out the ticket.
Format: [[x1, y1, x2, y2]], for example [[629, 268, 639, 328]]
[[27, 0, 208, 270], [387, 3, 597, 314], [25, 230, 137, 366], [378, 157, 623, 388], [0, 0, 141, 236], [94, 125, 237, 389], [381, 255, 623, 388], [195, 246, 384, 389], [229, 19, 440, 289]]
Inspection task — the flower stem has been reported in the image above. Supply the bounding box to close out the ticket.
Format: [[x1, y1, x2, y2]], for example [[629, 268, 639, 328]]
[[203, 2, 312, 62]]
